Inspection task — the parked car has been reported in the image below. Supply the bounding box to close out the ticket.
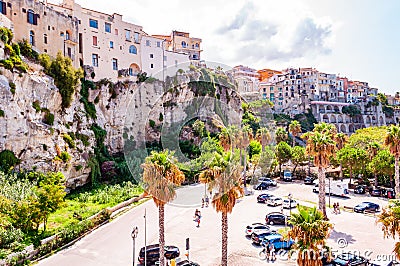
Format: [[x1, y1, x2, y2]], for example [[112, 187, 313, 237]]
[[370, 187, 382, 197], [251, 231, 276, 245], [260, 234, 294, 250], [254, 182, 270, 190], [259, 177, 277, 186], [354, 185, 367, 194], [353, 202, 380, 213], [265, 212, 290, 225], [332, 252, 368, 265], [283, 199, 298, 209], [245, 223, 271, 236], [138, 244, 180, 265], [283, 170, 293, 182], [381, 188, 396, 199], [304, 177, 315, 185], [368, 260, 400, 266], [313, 184, 319, 193], [267, 197, 283, 207], [257, 193, 274, 203], [177, 260, 200, 266]]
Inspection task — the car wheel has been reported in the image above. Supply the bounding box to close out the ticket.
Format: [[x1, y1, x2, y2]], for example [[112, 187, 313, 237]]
[[269, 221, 274, 225]]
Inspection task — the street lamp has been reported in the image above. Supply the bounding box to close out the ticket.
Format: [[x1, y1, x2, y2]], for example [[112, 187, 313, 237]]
[[328, 177, 331, 208], [131, 226, 138, 266]]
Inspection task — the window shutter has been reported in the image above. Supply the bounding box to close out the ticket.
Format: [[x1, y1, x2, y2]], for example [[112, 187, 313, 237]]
[[2, 2, 6, 15], [33, 14, 38, 25], [27, 14, 29, 23]]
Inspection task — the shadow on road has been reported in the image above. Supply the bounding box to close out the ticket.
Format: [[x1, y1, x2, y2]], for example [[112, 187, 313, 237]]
[[329, 229, 355, 245]]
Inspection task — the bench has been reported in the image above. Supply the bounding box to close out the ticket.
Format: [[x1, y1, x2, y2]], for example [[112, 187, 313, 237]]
[[342, 206, 354, 212]]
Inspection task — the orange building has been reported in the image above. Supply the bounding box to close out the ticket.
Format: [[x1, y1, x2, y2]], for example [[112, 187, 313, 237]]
[[257, 68, 282, 81]]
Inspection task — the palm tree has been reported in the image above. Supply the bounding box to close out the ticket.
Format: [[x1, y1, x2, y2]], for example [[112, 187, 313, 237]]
[[256, 127, 272, 152], [289, 120, 302, 147], [219, 125, 238, 152], [289, 206, 332, 265], [303, 123, 337, 218], [384, 125, 400, 198], [367, 141, 381, 186], [377, 200, 400, 260], [276, 127, 288, 144], [237, 125, 252, 186], [335, 133, 348, 180], [141, 150, 185, 266], [200, 153, 244, 266]]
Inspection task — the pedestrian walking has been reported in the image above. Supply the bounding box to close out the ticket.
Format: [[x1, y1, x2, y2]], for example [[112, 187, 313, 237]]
[[280, 205, 284, 213], [205, 196, 209, 207], [201, 197, 204, 208], [336, 202, 341, 214], [269, 242, 276, 261]]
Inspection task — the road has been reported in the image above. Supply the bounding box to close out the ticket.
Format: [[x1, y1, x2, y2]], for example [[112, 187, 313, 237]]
[[37, 180, 396, 266]]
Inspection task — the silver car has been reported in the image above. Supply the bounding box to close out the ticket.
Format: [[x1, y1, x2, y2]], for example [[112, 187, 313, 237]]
[[245, 223, 271, 236]]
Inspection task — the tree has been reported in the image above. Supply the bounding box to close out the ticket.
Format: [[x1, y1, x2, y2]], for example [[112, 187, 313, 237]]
[[377, 200, 400, 260], [289, 120, 302, 147], [259, 147, 276, 175], [288, 206, 332, 265], [291, 146, 306, 175], [248, 140, 262, 159], [141, 150, 185, 266], [237, 125, 252, 185], [193, 119, 205, 137], [385, 125, 400, 198], [368, 149, 394, 187], [336, 147, 367, 185], [335, 133, 348, 179], [200, 153, 243, 266], [276, 142, 292, 177], [33, 172, 66, 232], [219, 126, 238, 152], [366, 141, 381, 186], [276, 127, 288, 144], [303, 122, 337, 218], [256, 127, 272, 152]]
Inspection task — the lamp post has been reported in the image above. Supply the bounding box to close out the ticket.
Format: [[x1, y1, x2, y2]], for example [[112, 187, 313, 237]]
[[328, 177, 331, 208], [131, 226, 138, 266], [288, 193, 292, 216], [144, 208, 147, 266]]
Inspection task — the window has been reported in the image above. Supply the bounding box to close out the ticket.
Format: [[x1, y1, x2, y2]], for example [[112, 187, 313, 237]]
[[115, 29, 118, 35], [92, 36, 97, 46], [149, 54, 153, 59], [195, 43, 199, 48], [67, 47, 72, 58], [146, 40, 150, 46], [43, 34, 47, 44], [109, 41, 114, 49], [0, 1, 6, 15], [129, 45, 137, 54], [157, 41, 161, 48], [129, 68, 133, 76], [65, 31, 70, 40], [150, 63, 154, 69], [89, 19, 98, 29], [112, 58, 118, 70], [125, 30, 131, 41], [92, 54, 98, 67], [134, 32, 139, 43], [105, 22, 111, 33], [181, 41, 186, 47], [27, 9, 37, 25], [29, 30, 35, 46]]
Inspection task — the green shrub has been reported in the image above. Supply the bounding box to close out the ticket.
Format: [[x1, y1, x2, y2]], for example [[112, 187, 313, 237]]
[[43, 111, 54, 126], [75, 165, 83, 171], [0, 109, 4, 117], [76, 133, 90, 147], [18, 40, 38, 61], [32, 101, 41, 112], [1, 59, 13, 71], [9, 81, 15, 95], [62, 134, 76, 149], [149, 119, 156, 128], [0, 150, 20, 172], [38, 53, 51, 72], [80, 80, 97, 119], [56, 151, 71, 163], [0, 27, 13, 44]]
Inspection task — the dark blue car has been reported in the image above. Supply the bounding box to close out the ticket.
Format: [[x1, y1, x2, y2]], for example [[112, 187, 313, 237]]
[[257, 193, 273, 203], [353, 202, 380, 213]]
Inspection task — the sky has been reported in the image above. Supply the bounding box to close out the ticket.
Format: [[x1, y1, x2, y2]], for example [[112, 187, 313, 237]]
[[51, 0, 400, 94]]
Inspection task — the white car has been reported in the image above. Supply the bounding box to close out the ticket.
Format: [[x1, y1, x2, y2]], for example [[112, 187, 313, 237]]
[[245, 223, 270, 236], [283, 199, 298, 209], [267, 197, 283, 206]]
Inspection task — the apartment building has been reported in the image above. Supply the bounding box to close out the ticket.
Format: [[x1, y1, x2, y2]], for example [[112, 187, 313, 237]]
[[153, 30, 202, 61], [140, 34, 189, 79], [257, 68, 282, 81], [0, 0, 80, 67]]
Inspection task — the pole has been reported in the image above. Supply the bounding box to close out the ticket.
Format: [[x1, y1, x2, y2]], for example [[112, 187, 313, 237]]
[[132, 226, 138, 266], [144, 209, 147, 266], [308, 155, 311, 176], [328, 178, 331, 208]]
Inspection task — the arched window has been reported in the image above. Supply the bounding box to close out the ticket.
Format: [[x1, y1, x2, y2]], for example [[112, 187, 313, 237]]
[[129, 45, 137, 54], [195, 43, 199, 48], [181, 41, 186, 48], [29, 31, 35, 46], [65, 31, 70, 40], [27, 9, 37, 25], [43, 33, 47, 44]]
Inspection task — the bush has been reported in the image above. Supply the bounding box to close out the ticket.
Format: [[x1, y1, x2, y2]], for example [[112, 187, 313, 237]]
[[38, 54, 51, 72], [56, 151, 71, 163], [0, 150, 20, 172], [149, 119, 156, 128], [1, 59, 13, 70], [75, 165, 83, 171], [76, 133, 90, 147], [32, 101, 41, 112], [62, 134, 76, 149], [18, 40, 38, 61], [9, 81, 15, 95], [43, 111, 54, 126], [0, 27, 13, 44], [0, 109, 4, 117]]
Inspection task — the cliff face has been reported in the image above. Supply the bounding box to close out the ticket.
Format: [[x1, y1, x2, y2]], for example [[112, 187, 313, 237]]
[[0, 66, 241, 187]]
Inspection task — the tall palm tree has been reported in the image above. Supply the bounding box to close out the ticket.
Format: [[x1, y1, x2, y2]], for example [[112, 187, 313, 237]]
[[303, 123, 337, 218], [377, 200, 400, 260], [237, 125, 252, 186], [219, 125, 238, 152], [289, 120, 302, 147], [141, 150, 185, 266], [367, 141, 381, 186], [384, 125, 400, 198], [276, 127, 288, 144], [335, 133, 348, 180], [289, 206, 332, 265], [256, 127, 272, 152], [200, 153, 244, 266]]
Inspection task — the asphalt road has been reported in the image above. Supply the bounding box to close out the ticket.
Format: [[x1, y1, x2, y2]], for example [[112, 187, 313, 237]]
[[36, 180, 396, 266]]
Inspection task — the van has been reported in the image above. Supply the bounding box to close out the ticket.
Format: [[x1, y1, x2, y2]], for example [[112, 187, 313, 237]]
[[283, 170, 292, 182]]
